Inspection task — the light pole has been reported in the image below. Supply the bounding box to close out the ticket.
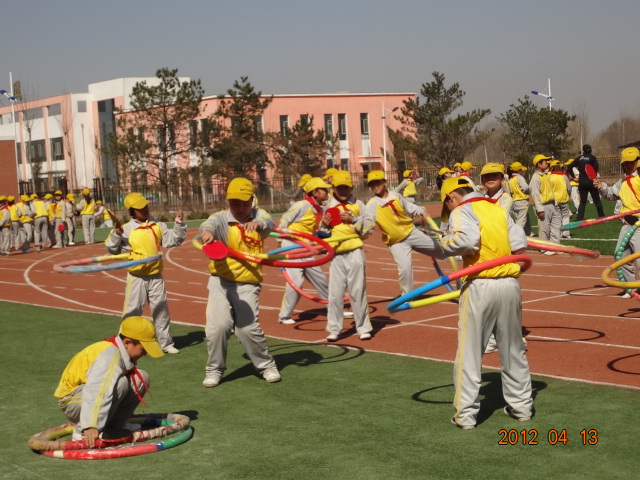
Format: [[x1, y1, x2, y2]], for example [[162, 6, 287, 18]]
[[531, 78, 555, 109], [381, 102, 399, 176]]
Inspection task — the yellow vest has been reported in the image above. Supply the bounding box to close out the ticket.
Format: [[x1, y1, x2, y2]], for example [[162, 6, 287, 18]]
[[81, 199, 96, 215], [19, 202, 33, 223], [33, 200, 48, 218], [128, 222, 163, 276], [539, 172, 554, 204], [373, 195, 413, 245], [618, 175, 640, 213], [54, 341, 113, 399], [456, 198, 521, 279], [509, 175, 529, 201], [549, 172, 570, 204], [208, 224, 264, 284], [329, 202, 365, 253], [402, 180, 417, 198]]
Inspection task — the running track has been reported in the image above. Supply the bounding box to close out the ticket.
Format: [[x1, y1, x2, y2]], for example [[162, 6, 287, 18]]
[[2, 223, 639, 390]]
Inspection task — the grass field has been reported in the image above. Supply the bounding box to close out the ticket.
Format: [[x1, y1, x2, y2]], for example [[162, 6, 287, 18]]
[[2, 302, 638, 480]]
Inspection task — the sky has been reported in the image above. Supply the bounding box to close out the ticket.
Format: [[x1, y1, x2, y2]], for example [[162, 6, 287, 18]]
[[2, 0, 638, 135]]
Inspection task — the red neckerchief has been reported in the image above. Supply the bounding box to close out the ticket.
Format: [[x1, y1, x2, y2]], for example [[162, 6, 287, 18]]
[[457, 196, 497, 208], [550, 171, 565, 175], [382, 197, 401, 217], [135, 222, 160, 249], [105, 336, 150, 406], [229, 222, 263, 249], [306, 196, 324, 224]]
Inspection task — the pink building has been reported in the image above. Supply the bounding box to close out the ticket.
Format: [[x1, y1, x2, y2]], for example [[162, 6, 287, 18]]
[[0, 76, 414, 196]]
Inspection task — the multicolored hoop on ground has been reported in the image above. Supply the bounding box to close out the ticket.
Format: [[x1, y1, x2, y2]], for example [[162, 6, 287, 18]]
[[527, 239, 599, 260], [387, 254, 532, 313], [602, 251, 640, 290], [562, 208, 640, 231], [53, 253, 163, 274], [28, 413, 192, 460], [194, 227, 336, 268]]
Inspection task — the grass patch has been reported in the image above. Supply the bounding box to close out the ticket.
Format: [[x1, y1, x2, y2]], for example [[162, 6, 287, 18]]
[[1, 302, 638, 479]]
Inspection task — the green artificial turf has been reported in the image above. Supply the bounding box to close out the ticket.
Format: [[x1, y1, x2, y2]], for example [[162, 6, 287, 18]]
[[1, 302, 638, 479]]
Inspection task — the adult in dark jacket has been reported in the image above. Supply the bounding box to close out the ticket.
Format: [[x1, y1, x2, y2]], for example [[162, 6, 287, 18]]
[[574, 144, 605, 220]]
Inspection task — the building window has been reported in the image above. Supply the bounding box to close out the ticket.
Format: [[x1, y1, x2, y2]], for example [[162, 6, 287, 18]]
[[98, 101, 106, 113], [254, 115, 264, 135], [189, 121, 198, 150], [48, 104, 61, 116], [29, 139, 46, 163], [200, 119, 211, 147], [50, 137, 64, 160], [77, 101, 87, 113], [279, 115, 289, 137], [324, 114, 333, 139], [338, 114, 347, 141], [24, 107, 43, 120], [360, 113, 369, 135]]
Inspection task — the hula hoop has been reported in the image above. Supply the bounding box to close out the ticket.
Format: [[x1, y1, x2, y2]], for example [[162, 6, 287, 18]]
[[602, 251, 640, 289], [53, 254, 163, 274], [527, 239, 599, 260], [562, 208, 640, 231], [28, 413, 192, 460], [388, 254, 532, 313], [613, 221, 640, 293], [393, 289, 461, 311], [194, 227, 335, 268]]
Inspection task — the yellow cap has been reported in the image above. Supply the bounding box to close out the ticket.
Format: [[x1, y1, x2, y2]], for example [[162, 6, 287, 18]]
[[621, 147, 640, 163], [510, 161, 527, 172], [81, 188, 90, 195], [20, 194, 29, 202], [453, 162, 462, 168], [43, 193, 53, 200], [323, 168, 339, 180], [367, 170, 386, 184], [96, 200, 103, 205], [297, 174, 312, 187], [480, 163, 505, 176], [66, 193, 75, 201], [54, 190, 62, 195], [532, 154, 551, 165], [30, 193, 38, 200], [441, 177, 473, 202], [438, 167, 454, 176], [564, 158, 575, 166], [461, 161, 476, 171], [7, 195, 15, 202], [123, 192, 149, 210], [120, 316, 164, 358], [303, 177, 332, 193], [549, 160, 561, 167], [0, 196, 6, 202], [332, 170, 353, 187], [226, 178, 254, 201], [403, 169, 414, 178]]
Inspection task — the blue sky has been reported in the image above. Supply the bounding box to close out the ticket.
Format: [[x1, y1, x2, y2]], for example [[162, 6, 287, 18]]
[[2, 0, 638, 134]]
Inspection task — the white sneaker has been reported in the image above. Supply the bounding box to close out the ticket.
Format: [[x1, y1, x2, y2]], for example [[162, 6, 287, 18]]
[[326, 333, 339, 342], [279, 318, 296, 325], [263, 367, 282, 383], [52, 245, 62, 249], [621, 292, 632, 299], [203, 369, 221, 388], [68, 242, 76, 246], [164, 345, 180, 354], [344, 311, 354, 318], [359, 332, 372, 340], [543, 251, 556, 256]]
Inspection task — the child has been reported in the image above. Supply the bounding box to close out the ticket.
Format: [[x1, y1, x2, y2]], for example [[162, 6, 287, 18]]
[[596, 147, 640, 299], [0, 196, 10, 255], [7, 196, 21, 252], [508, 162, 532, 236], [529, 154, 558, 255], [458, 161, 477, 188], [365, 170, 445, 296], [54, 316, 163, 447], [480, 163, 513, 212], [394, 169, 424, 204], [77, 188, 96, 244], [199, 177, 281, 387], [548, 160, 572, 241], [322, 170, 375, 342], [436, 167, 454, 190], [18, 194, 34, 252], [439, 176, 532, 430], [65, 193, 77, 245], [51, 190, 66, 248], [277, 177, 332, 325], [106, 192, 186, 354], [32, 193, 49, 252]]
